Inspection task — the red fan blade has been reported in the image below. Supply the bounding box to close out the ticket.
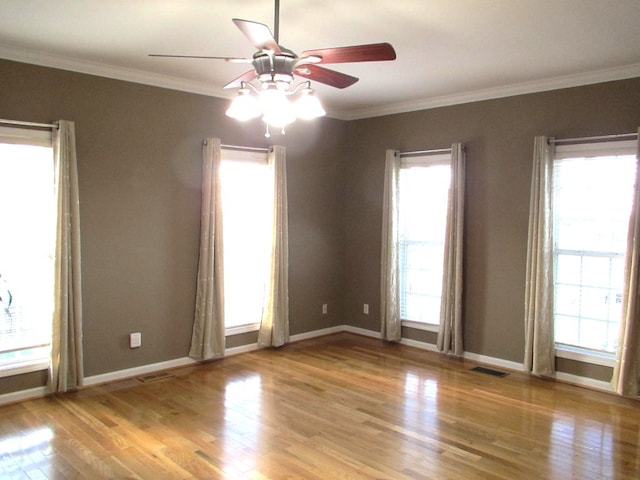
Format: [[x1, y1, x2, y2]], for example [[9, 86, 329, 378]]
[[300, 42, 396, 64], [223, 70, 257, 89], [233, 19, 282, 54], [295, 64, 358, 89]]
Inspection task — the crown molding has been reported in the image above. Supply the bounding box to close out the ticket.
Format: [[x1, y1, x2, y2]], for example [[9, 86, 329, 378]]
[[2, 43, 639, 121], [0, 43, 235, 101], [337, 63, 640, 121]]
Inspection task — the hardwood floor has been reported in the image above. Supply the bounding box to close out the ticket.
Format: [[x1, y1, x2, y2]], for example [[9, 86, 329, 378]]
[[1, 333, 639, 479]]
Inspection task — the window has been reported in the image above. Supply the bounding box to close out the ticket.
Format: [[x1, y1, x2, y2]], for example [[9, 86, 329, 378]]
[[0, 127, 55, 376], [220, 149, 273, 333], [398, 153, 451, 326], [553, 141, 637, 356]]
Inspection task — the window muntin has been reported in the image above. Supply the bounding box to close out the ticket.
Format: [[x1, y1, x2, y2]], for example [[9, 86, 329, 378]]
[[553, 141, 636, 354], [220, 149, 273, 331], [0, 130, 55, 374], [398, 154, 451, 325]]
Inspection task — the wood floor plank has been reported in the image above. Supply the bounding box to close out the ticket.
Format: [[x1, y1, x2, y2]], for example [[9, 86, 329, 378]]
[[1, 333, 639, 479]]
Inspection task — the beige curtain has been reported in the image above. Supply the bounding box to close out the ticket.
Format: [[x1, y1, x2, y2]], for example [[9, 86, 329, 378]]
[[189, 138, 225, 360], [437, 143, 465, 355], [524, 136, 555, 376], [612, 127, 640, 396], [258, 146, 289, 347], [380, 149, 402, 341], [49, 120, 83, 393]]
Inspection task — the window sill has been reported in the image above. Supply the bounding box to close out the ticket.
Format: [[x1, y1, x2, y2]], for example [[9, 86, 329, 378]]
[[555, 344, 616, 368], [401, 320, 439, 333], [0, 360, 49, 379], [225, 323, 260, 336]]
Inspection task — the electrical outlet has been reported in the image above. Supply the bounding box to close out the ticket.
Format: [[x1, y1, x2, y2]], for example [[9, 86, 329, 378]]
[[322, 304, 328, 314], [363, 304, 369, 314], [129, 332, 142, 349]]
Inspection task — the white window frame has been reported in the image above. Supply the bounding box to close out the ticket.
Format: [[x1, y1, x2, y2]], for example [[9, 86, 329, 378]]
[[0, 126, 54, 378], [398, 152, 452, 332], [552, 140, 637, 367]]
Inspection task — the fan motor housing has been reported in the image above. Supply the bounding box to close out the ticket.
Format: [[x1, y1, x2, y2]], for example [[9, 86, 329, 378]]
[[253, 50, 296, 85]]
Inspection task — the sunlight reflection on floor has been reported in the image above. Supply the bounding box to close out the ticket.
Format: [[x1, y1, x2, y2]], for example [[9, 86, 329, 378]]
[[223, 374, 262, 476], [0, 427, 53, 476]]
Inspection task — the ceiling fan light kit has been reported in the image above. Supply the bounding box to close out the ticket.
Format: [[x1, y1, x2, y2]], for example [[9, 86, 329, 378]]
[[224, 86, 261, 121], [151, 0, 396, 136], [226, 80, 325, 133], [295, 87, 326, 120]]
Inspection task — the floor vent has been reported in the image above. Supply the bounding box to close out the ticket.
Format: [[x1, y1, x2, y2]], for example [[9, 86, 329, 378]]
[[137, 372, 174, 383], [471, 366, 508, 377]]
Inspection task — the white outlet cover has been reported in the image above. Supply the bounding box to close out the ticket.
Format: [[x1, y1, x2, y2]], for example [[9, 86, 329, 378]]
[[130, 332, 141, 348]]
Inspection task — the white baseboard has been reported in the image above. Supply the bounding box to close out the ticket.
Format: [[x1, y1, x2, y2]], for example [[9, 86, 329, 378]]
[[224, 325, 347, 358], [290, 325, 345, 342], [400, 337, 438, 352], [224, 342, 261, 357], [84, 326, 347, 388], [343, 325, 381, 338], [0, 327, 369, 406], [462, 350, 614, 393], [399, 338, 614, 394], [84, 357, 199, 387], [554, 371, 614, 393], [0, 386, 49, 406], [0, 324, 616, 405], [463, 351, 524, 372]]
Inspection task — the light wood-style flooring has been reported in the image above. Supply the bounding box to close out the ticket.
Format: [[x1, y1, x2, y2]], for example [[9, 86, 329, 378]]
[[1, 333, 639, 479]]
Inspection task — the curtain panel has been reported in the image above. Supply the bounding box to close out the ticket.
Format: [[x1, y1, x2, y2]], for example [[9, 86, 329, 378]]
[[380, 149, 402, 342], [258, 146, 290, 347], [523, 136, 555, 377], [437, 143, 465, 355], [612, 127, 640, 396], [189, 138, 225, 360], [49, 120, 84, 393]]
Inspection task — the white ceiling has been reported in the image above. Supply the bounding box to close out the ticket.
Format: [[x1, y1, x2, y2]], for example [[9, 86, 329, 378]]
[[1, 0, 639, 120]]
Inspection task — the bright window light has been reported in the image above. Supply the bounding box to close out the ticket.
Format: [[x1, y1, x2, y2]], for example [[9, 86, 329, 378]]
[[220, 151, 273, 330], [0, 142, 55, 370], [398, 156, 451, 324], [553, 142, 636, 353]]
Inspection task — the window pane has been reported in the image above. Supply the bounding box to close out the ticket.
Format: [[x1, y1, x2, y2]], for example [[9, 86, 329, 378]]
[[554, 157, 634, 253], [579, 319, 609, 351], [399, 161, 450, 324], [555, 314, 579, 346], [220, 156, 273, 329], [554, 284, 580, 317], [555, 254, 581, 285], [553, 149, 635, 354], [579, 286, 609, 320], [0, 143, 54, 366]]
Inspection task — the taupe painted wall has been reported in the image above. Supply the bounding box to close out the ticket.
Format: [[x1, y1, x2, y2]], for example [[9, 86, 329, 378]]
[[1, 57, 639, 395], [343, 78, 640, 370], [0, 59, 347, 391]]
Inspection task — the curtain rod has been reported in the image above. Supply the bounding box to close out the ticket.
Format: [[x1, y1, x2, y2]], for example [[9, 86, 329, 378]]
[[549, 132, 638, 146], [0, 118, 57, 129], [398, 147, 452, 158], [201, 140, 271, 153], [221, 143, 271, 153]]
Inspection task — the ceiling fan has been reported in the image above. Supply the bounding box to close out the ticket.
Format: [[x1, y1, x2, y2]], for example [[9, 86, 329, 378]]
[[150, 0, 397, 134]]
